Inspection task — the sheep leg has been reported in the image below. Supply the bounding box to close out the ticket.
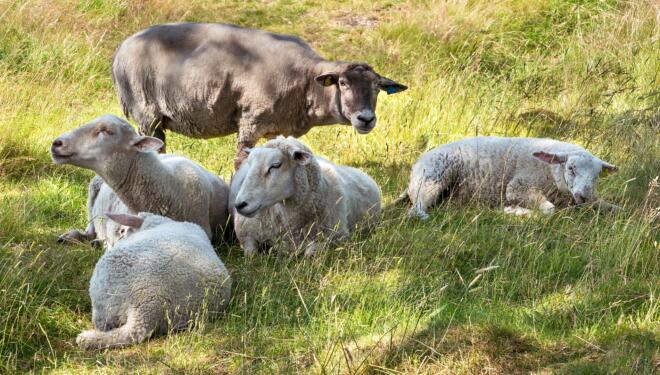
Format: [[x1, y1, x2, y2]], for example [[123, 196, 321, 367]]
[[77, 307, 157, 350], [407, 178, 446, 220], [526, 189, 555, 214], [303, 241, 318, 258], [591, 199, 622, 213], [505, 180, 555, 215], [58, 224, 96, 244], [59, 175, 105, 245], [503, 206, 534, 216], [241, 236, 259, 257], [151, 126, 166, 153], [236, 120, 266, 170], [138, 117, 166, 153], [234, 141, 254, 170]]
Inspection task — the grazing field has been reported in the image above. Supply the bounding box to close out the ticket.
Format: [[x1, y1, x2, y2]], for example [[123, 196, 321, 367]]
[[1, 0, 658, 373]]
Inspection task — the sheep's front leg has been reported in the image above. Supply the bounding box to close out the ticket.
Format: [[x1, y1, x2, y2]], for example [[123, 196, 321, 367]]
[[236, 120, 266, 170], [505, 180, 555, 215], [235, 141, 254, 171], [591, 199, 622, 213], [526, 189, 555, 215], [241, 237, 259, 257], [58, 222, 96, 245], [303, 242, 319, 258]]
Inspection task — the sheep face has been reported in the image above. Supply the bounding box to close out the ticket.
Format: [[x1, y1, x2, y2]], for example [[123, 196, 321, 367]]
[[50, 115, 163, 171], [233, 147, 311, 218], [315, 64, 407, 134], [534, 151, 618, 204]]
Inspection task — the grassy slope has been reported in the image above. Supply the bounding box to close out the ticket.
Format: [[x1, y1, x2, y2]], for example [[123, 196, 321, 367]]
[[0, 0, 658, 373]]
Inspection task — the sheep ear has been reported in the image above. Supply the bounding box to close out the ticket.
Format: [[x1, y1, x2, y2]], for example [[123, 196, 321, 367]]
[[132, 136, 163, 153], [533, 151, 567, 164], [291, 150, 312, 165], [105, 213, 144, 229], [315, 73, 338, 87], [601, 161, 618, 176], [379, 76, 408, 94]]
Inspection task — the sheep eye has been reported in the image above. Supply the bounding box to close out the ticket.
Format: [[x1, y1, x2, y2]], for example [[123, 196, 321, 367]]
[[339, 80, 347, 87], [266, 162, 281, 175], [97, 127, 113, 136]]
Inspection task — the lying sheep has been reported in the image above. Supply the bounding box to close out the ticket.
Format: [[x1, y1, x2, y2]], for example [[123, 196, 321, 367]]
[[57, 175, 130, 248], [76, 212, 231, 350], [51, 115, 230, 244], [397, 136, 619, 219], [231, 136, 381, 257], [113, 23, 407, 168]]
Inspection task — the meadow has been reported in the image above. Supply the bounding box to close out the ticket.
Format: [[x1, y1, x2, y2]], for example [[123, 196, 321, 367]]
[[0, 0, 658, 373]]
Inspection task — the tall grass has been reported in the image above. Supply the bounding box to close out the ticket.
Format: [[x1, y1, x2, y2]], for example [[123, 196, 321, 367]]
[[0, 0, 658, 373]]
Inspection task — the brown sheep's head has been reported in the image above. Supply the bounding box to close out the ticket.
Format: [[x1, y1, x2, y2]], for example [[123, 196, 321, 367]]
[[315, 63, 407, 134]]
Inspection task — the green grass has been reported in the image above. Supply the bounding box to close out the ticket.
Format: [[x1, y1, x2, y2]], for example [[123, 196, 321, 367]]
[[0, 0, 658, 373]]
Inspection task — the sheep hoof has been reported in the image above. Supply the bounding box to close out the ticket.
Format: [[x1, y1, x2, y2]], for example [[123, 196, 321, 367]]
[[595, 201, 622, 213], [76, 330, 99, 350], [539, 202, 555, 215], [304, 243, 318, 258], [90, 239, 103, 248], [407, 208, 430, 221], [242, 240, 259, 257], [58, 230, 86, 244]]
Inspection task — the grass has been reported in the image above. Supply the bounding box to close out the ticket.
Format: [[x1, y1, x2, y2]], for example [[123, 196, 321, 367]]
[[0, 0, 658, 373]]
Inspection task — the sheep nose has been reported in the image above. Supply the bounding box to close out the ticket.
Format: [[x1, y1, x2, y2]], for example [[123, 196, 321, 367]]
[[52, 139, 63, 148], [235, 201, 248, 210], [357, 114, 375, 123]]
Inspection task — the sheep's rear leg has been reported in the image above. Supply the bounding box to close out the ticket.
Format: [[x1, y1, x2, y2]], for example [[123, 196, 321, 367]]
[[407, 179, 447, 220], [77, 308, 157, 350]]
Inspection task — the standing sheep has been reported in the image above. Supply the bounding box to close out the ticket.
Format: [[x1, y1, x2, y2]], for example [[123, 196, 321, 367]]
[[76, 212, 231, 350], [112, 23, 408, 168], [397, 136, 620, 219], [51, 115, 230, 244], [230, 136, 381, 257]]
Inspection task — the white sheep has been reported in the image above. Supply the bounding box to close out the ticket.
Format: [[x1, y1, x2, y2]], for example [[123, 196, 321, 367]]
[[230, 136, 381, 257], [57, 175, 130, 248], [397, 136, 620, 219], [51, 115, 231, 245], [76, 212, 232, 350]]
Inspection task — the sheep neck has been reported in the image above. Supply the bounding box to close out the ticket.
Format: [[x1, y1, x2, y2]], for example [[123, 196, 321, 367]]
[[280, 161, 328, 225], [102, 152, 178, 218]]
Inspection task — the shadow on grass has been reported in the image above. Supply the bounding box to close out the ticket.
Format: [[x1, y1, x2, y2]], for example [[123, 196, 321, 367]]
[[0, 136, 91, 185]]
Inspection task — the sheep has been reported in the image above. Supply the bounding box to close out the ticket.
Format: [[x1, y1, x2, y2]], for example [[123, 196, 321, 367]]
[[51, 115, 230, 244], [76, 212, 231, 350], [112, 23, 408, 168], [57, 175, 131, 249], [396, 136, 620, 219], [230, 136, 381, 257]]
